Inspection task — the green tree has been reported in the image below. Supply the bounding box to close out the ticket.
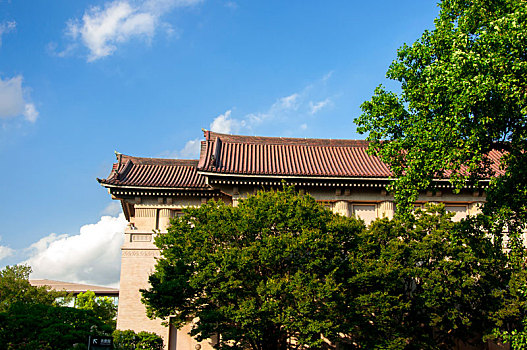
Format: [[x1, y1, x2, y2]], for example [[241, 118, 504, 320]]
[[355, 1, 527, 345], [0, 302, 111, 350], [0, 264, 69, 312], [113, 330, 139, 350], [355, 0, 527, 229], [113, 329, 163, 350], [337, 205, 512, 349], [76, 290, 117, 329], [141, 187, 364, 350]]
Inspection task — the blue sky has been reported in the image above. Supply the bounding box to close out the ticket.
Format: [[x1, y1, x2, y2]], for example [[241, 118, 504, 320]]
[[0, 0, 439, 286]]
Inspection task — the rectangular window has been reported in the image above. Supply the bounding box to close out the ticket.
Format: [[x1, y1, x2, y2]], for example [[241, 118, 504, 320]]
[[445, 205, 467, 222]]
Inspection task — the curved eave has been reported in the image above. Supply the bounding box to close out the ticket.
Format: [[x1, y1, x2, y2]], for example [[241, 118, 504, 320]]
[[198, 171, 492, 182], [110, 189, 224, 197], [98, 180, 213, 192], [196, 171, 393, 181], [198, 171, 491, 189]]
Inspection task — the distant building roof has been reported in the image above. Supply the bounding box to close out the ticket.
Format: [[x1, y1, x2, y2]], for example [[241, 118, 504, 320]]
[[30, 279, 119, 297]]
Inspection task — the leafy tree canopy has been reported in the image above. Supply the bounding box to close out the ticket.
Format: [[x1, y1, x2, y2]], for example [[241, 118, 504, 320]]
[[113, 329, 163, 350], [0, 302, 111, 350], [142, 188, 515, 349], [356, 1, 527, 346], [0, 264, 69, 312], [356, 0, 527, 226], [142, 187, 364, 350], [76, 290, 117, 329], [337, 204, 513, 349]]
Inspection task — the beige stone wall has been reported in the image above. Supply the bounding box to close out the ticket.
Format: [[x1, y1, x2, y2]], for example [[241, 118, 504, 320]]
[[117, 238, 163, 335], [118, 199, 217, 350]]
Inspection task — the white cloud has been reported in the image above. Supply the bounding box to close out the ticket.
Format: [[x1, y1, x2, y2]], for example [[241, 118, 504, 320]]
[[24, 103, 39, 122], [0, 236, 14, 261], [0, 76, 39, 123], [224, 1, 238, 10], [177, 138, 201, 158], [68, 1, 155, 61], [210, 109, 235, 134], [158, 137, 201, 159], [278, 93, 299, 110], [168, 109, 239, 159], [244, 92, 303, 128], [47, 42, 78, 58], [66, 0, 202, 61], [23, 214, 127, 287], [102, 202, 122, 216], [322, 70, 334, 82], [143, 0, 203, 15], [0, 21, 16, 47], [170, 72, 336, 159], [309, 98, 331, 115], [0, 246, 14, 261]]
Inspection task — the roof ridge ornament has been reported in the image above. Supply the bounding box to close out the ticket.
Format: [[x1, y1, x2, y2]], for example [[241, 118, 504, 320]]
[[114, 151, 123, 179], [202, 128, 211, 141]]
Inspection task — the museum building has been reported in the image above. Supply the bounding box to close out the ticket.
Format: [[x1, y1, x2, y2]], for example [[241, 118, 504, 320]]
[[98, 130, 501, 350]]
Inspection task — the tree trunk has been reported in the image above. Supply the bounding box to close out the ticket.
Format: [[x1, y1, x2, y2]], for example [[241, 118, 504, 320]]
[[260, 326, 288, 350]]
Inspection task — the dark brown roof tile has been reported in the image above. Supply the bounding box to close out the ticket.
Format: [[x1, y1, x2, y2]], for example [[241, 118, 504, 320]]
[[99, 155, 209, 188], [198, 131, 392, 177], [198, 131, 505, 179]]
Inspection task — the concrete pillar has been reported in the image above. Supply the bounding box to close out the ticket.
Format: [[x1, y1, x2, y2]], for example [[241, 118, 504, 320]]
[[158, 209, 174, 232], [133, 208, 156, 231], [379, 201, 395, 219], [333, 200, 350, 217]]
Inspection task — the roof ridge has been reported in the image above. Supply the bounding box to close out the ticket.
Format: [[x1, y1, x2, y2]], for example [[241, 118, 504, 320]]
[[204, 130, 370, 147], [119, 154, 199, 165], [29, 279, 119, 290]]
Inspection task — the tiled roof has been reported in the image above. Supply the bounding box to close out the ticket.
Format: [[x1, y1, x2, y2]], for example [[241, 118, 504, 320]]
[[99, 132, 506, 189], [30, 279, 118, 296], [449, 149, 505, 177], [98, 154, 209, 189], [197, 131, 392, 177], [197, 131, 506, 179]]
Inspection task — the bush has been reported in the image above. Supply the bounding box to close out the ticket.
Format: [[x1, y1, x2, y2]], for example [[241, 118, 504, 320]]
[[76, 290, 117, 329], [0, 302, 111, 349], [113, 329, 163, 350]]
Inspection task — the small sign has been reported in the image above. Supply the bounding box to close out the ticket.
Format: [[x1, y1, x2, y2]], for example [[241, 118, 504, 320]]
[[88, 336, 113, 349]]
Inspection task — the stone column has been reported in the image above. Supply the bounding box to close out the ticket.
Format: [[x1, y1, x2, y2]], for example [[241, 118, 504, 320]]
[[133, 208, 156, 231], [333, 200, 350, 217], [158, 209, 175, 232], [379, 201, 395, 219]]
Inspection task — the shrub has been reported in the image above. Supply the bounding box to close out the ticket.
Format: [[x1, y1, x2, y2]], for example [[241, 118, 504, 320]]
[[113, 329, 163, 350]]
